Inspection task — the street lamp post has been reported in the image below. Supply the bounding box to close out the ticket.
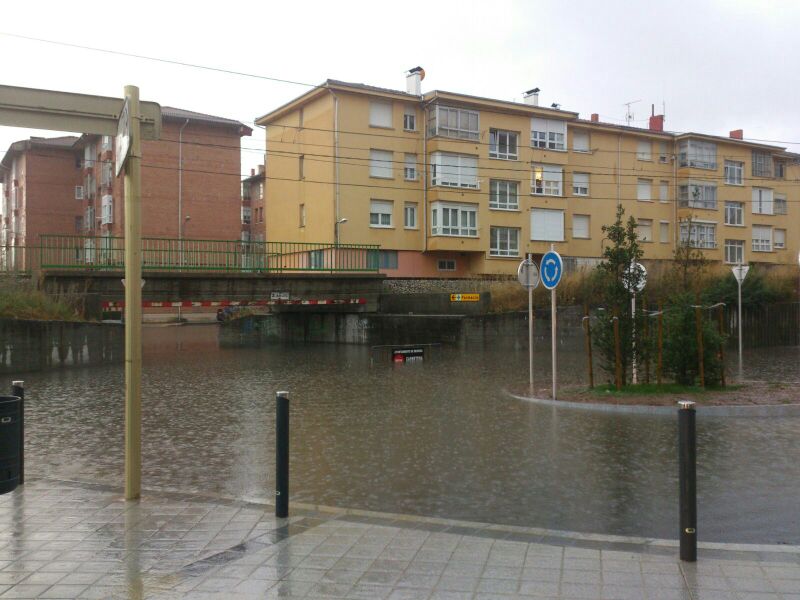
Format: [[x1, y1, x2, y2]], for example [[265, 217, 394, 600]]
[[334, 218, 347, 270]]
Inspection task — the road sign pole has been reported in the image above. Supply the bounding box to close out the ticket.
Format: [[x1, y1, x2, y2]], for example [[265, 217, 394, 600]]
[[551, 285, 557, 400], [518, 258, 540, 394], [124, 85, 143, 501], [528, 284, 534, 391], [631, 293, 637, 385], [737, 272, 743, 378]]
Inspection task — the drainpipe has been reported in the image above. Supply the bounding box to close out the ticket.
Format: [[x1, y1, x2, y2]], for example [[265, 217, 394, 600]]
[[327, 89, 340, 244], [178, 119, 189, 241], [617, 133, 622, 207], [673, 139, 678, 245], [423, 102, 429, 253]]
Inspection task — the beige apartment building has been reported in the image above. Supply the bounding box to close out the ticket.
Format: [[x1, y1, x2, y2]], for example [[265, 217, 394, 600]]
[[256, 71, 799, 276]]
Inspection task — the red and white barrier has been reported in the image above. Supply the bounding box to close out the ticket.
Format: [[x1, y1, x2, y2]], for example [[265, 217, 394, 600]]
[[102, 298, 367, 309]]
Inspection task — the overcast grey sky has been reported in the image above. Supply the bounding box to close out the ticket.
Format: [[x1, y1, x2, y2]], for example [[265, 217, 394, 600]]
[[2, 0, 799, 176]]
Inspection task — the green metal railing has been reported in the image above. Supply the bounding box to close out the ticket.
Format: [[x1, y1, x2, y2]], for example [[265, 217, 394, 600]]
[[33, 235, 381, 273]]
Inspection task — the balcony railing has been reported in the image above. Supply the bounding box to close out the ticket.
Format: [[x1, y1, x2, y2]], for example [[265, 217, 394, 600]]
[[35, 234, 380, 273]]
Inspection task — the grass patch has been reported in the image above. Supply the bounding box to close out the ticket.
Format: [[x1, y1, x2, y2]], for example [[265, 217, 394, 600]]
[[0, 279, 84, 321], [592, 383, 742, 396]]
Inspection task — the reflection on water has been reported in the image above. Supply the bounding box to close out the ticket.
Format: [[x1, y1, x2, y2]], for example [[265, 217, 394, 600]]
[[17, 325, 800, 544]]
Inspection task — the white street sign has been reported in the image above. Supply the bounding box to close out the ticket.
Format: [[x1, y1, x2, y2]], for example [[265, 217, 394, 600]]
[[115, 98, 131, 177], [517, 258, 540, 290], [732, 264, 750, 284], [624, 262, 647, 293]]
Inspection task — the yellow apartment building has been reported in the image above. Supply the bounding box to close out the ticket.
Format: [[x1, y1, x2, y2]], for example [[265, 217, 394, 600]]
[[255, 71, 799, 277]]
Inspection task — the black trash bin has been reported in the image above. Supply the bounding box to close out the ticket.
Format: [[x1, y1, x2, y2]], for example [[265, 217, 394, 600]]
[[0, 395, 21, 495]]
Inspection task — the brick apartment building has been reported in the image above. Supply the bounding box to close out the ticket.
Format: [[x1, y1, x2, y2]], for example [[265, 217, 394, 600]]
[[1, 107, 252, 270], [241, 165, 265, 242]]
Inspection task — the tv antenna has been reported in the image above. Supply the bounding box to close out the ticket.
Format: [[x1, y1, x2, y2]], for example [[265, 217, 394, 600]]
[[623, 100, 641, 126]]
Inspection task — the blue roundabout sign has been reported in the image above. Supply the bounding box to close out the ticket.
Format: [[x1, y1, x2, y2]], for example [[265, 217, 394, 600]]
[[540, 250, 563, 290]]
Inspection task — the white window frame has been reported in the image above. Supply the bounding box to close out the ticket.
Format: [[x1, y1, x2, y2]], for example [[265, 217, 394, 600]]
[[531, 118, 567, 150], [404, 153, 418, 181], [752, 151, 772, 177], [572, 214, 590, 239], [659, 180, 669, 203], [724, 239, 744, 264], [430, 152, 479, 189], [658, 142, 669, 164], [430, 201, 478, 237], [637, 140, 652, 161], [637, 179, 652, 201], [572, 172, 589, 196], [638, 218, 653, 242], [752, 225, 772, 252], [489, 226, 520, 257], [429, 105, 479, 140], [101, 194, 113, 225], [530, 208, 565, 242], [241, 206, 252, 224], [404, 203, 417, 229], [679, 221, 717, 249], [489, 180, 519, 210], [403, 106, 416, 131], [774, 228, 786, 249], [752, 187, 773, 215], [724, 160, 744, 185], [679, 182, 717, 210], [489, 129, 519, 160], [369, 100, 393, 128], [369, 149, 393, 179], [572, 130, 589, 152], [74, 185, 84, 200], [369, 200, 393, 228], [678, 139, 717, 169], [531, 164, 563, 196], [660, 221, 670, 243], [724, 201, 744, 226], [774, 193, 787, 215]]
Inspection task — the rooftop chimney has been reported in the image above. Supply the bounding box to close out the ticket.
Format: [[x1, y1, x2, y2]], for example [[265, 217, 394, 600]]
[[648, 104, 664, 132], [590, 113, 599, 122], [406, 66, 425, 96], [257, 164, 265, 175], [523, 88, 540, 106], [250, 168, 255, 176], [729, 129, 743, 140]]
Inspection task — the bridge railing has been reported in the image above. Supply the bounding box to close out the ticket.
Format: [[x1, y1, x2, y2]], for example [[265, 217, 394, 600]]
[[33, 235, 381, 273]]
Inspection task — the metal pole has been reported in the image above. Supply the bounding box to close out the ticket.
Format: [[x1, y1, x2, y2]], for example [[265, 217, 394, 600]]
[[657, 302, 663, 386], [583, 303, 594, 389], [631, 293, 638, 385], [124, 85, 143, 501], [737, 274, 743, 378], [695, 303, 705, 388], [718, 305, 726, 388], [11, 381, 23, 485], [528, 283, 534, 392], [275, 391, 290, 518], [678, 400, 697, 562], [551, 287, 557, 400], [613, 309, 622, 390]]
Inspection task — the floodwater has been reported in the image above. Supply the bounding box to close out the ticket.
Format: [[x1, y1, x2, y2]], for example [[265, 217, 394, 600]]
[[14, 325, 800, 544]]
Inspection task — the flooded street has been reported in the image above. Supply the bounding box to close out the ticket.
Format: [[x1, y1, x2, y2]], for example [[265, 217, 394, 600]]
[[14, 324, 800, 544]]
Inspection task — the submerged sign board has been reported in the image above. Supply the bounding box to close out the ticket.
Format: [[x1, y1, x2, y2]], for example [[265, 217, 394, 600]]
[[392, 347, 424, 363], [450, 293, 480, 302]]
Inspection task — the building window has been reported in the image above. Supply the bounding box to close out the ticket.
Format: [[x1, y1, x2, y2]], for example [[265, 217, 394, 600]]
[[101, 195, 113, 225], [309, 250, 324, 269], [379, 250, 398, 269], [724, 160, 744, 185], [403, 107, 416, 131], [572, 214, 590, 239], [660, 221, 670, 243], [678, 140, 717, 169], [241, 231, 251, 242], [74, 185, 84, 200], [437, 259, 456, 272], [572, 173, 589, 196], [752, 151, 772, 177], [431, 202, 477, 237], [101, 136, 112, 151], [680, 222, 716, 249], [241, 206, 252, 224], [430, 152, 478, 189], [752, 225, 772, 252], [489, 227, 520, 257], [659, 180, 669, 203], [774, 193, 787, 215], [369, 100, 392, 128], [299, 203, 306, 227], [428, 105, 479, 140], [658, 142, 669, 163], [774, 228, 786, 249], [101, 162, 113, 187], [637, 179, 652, 201], [724, 239, 744, 264], [638, 218, 653, 242], [404, 203, 417, 229], [572, 130, 589, 152], [532, 164, 563, 196], [299, 155, 304, 179], [370, 200, 393, 228], [489, 129, 518, 160], [530, 208, 564, 241], [404, 154, 417, 181], [678, 183, 717, 210], [369, 149, 393, 179], [85, 206, 95, 230], [724, 201, 743, 226], [489, 180, 519, 210], [752, 187, 773, 215], [637, 140, 652, 161], [74, 216, 83, 233], [774, 160, 786, 179], [531, 118, 566, 150], [258, 182, 264, 200]]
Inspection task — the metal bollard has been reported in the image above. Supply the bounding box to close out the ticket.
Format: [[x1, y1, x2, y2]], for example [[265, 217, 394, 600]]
[[678, 400, 697, 562], [11, 381, 24, 486], [275, 391, 289, 518]]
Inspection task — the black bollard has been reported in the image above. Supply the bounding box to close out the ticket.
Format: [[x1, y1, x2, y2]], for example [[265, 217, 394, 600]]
[[11, 381, 23, 486], [275, 391, 289, 518], [678, 400, 697, 562]]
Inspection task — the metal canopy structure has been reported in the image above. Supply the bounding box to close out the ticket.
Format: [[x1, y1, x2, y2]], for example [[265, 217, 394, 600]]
[[0, 84, 161, 139]]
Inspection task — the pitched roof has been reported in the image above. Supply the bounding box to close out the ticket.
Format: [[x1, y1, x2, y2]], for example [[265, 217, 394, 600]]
[[162, 106, 252, 135], [1, 136, 80, 168]]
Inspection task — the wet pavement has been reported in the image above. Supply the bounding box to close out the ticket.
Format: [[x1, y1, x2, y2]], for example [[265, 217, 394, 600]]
[[2, 479, 800, 599]]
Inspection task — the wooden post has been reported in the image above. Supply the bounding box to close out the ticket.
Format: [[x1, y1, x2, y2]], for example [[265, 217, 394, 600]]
[[657, 301, 663, 386], [613, 307, 622, 391], [695, 302, 705, 388], [583, 302, 594, 389], [718, 304, 726, 387]]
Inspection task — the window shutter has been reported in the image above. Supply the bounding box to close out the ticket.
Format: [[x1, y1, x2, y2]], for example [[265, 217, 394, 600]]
[[573, 173, 588, 188], [573, 130, 589, 151], [531, 208, 564, 241], [573, 215, 589, 238], [369, 101, 392, 127]]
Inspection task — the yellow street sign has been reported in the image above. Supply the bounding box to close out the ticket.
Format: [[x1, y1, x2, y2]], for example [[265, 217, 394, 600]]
[[450, 293, 480, 302]]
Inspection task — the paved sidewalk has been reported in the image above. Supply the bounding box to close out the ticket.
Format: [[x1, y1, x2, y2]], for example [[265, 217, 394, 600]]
[[1, 480, 799, 599]]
